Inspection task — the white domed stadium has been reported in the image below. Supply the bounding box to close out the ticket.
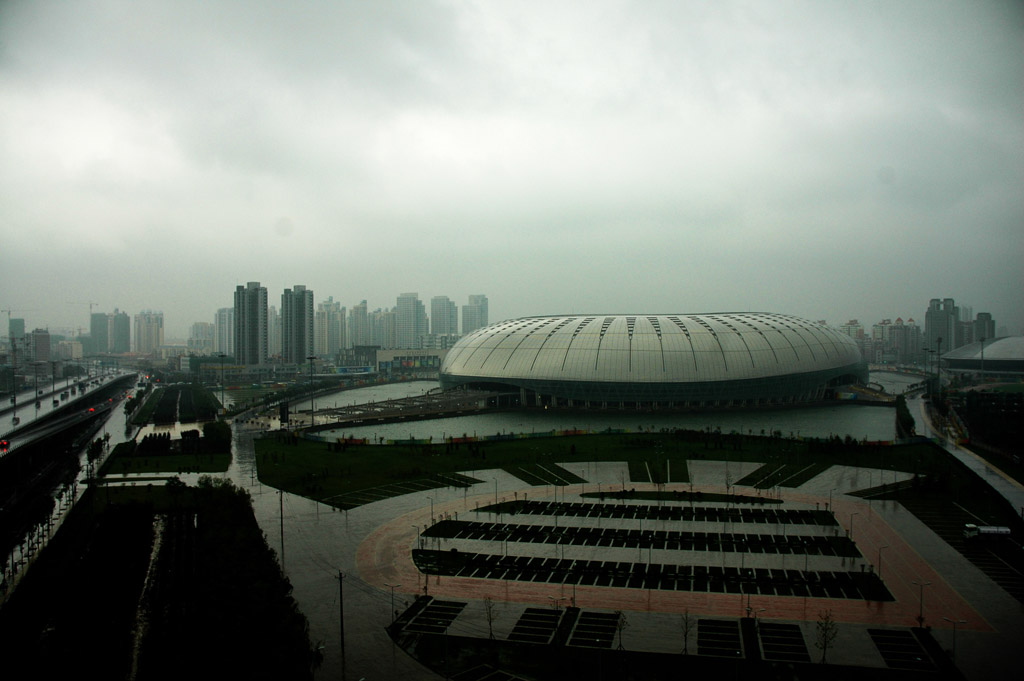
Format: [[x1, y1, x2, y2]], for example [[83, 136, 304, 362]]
[[440, 313, 867, 409]]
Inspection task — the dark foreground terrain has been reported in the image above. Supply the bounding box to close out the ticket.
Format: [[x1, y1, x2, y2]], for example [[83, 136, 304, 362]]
[[0, 478, 319, 680]]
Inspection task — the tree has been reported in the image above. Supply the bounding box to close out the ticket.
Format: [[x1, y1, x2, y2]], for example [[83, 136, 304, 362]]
[[815, 609, 838, 663], [483, 596, 496, 640], [680, 609, 694, 655], [614, 610, 628, 650]]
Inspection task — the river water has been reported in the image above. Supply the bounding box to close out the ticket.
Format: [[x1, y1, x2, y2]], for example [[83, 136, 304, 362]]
[[307, 374, 903, 443]]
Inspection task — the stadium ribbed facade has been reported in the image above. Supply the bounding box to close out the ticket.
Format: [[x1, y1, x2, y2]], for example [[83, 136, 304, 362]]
[[439, 313, 867, 409]]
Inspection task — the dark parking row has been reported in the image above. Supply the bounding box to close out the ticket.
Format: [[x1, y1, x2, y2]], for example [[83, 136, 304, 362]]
[[481, 500, 836, 526], [412, 549, 892, 601], [422, 519, 859, 557]]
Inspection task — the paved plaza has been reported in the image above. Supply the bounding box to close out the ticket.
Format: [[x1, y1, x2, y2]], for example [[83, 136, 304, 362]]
[[349, 459, 1021, 679]]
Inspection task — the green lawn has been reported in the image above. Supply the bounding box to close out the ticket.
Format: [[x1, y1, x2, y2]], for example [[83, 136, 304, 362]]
[[255, 430, 948, 508]]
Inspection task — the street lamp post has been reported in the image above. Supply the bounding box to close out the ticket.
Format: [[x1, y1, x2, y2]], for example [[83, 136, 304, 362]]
[[428, 496, 434, 524], [912, 580, 931, 626], [942, 617, 966, 661], [828, 488, 836, 511], [877, 544, 889, 580], [385, 583, 400, 625], [217, 353, 226, 414], [849, 511, 859, 539], [306, 355, 316, 426]]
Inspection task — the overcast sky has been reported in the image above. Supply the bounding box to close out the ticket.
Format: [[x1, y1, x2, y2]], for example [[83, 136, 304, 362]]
[[2, 0, 1022, 339]]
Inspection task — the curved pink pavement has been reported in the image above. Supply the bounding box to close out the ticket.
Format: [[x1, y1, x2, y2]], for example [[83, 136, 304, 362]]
[[356, 482, 990, 632]]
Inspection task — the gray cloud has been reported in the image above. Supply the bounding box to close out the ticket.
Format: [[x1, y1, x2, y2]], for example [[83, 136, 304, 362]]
[[2, 0, 1022, 338]]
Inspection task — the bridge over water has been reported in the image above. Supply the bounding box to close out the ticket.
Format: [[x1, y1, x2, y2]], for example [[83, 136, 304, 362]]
[[300, 387, 517, 432]]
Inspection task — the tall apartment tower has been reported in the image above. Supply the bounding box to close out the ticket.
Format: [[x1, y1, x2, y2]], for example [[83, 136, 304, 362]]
[[975, 312, 996, 341], [430, 296, 458, 336], [267, 305, 281, 357], [234, 282, 268, 365], [462, 294, 489, 334], [281, 285, 315, 364], [134, 311, 164, 354], [214, 307, 234, 356], [111, 309, 130, 353], [348, 300, 369, 348], [189, 322, 214, 355], [315, 297, 346, 357], [396, 293, 427, 349], [924, 298, 958, 355], [90, 312, 109, 354], [8, 317, 25, 343], [30, 328, 50, 364]]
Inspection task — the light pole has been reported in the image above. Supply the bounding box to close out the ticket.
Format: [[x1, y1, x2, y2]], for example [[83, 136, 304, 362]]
[[942, 617, 966, 661], [306, 355, 316, 426], [828, 488, 836, 511], [427, 496, 434, 524], [979, 337, 985, 383], [849, 511, 859, 539], [411, 525, 422, 549], [912, 580, 931, 626], [217, 353, 226, 414], [877, 544, 889, 580], [385, 583, 400, 624]]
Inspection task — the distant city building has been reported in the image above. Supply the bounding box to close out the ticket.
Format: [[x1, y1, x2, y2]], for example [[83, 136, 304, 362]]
[[110, 309, 130, 353], [56, 340, 83, 360], [462, 294, 489, 334], [838, 320, 864, 339], [8, 317, 25, 343], [925, 298, 959, 354], [974, 312, 995, 342], [189, 322, 215, 355], [371, 307, 397, 349], [348, 300, 369, 348], [30, 328, 50, 364], [267, 304, 281, 357], [90, 312, 109, 354], [234, 281, 268, 365], [315, 297, 346, 357], [430, 296, 459, 336], [396, 292, 428, 349], [870, 317, 921, 364], [134, 311, 165, 354], [214, 307, 234, 355], [924, 298, 995, 355], [281, 284, 315, 364]]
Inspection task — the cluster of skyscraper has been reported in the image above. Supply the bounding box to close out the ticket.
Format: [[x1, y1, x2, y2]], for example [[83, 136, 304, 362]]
[[837, 297, 997, 365], [222, 284, 488, 366]]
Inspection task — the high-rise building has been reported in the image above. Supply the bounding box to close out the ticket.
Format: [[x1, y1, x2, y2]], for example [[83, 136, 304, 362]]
[[430, 296, 458, 336], [838, 320, 864, 340], [134, 311, 165, 354], [234, 282, 268, 365], [214, 307, 234, 355], [90, 312, 109, 354], [315, 297, 346, 357], [30, 328, 50, 364], [462, 294, 489, 334], [189, 322, 215, 355], [281, 285, 315, 364], [110, 309, 130, 353], [396, 293, 427, 349], [975, 312, 996, 341], [924, 298, 959, 355], [268, 305, 281, 357], [348, 300, 369, 348], [8, 317, 25, 343]]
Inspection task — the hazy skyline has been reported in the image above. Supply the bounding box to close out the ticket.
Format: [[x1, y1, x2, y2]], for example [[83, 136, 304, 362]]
[[2, 1, 1022, 339]]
